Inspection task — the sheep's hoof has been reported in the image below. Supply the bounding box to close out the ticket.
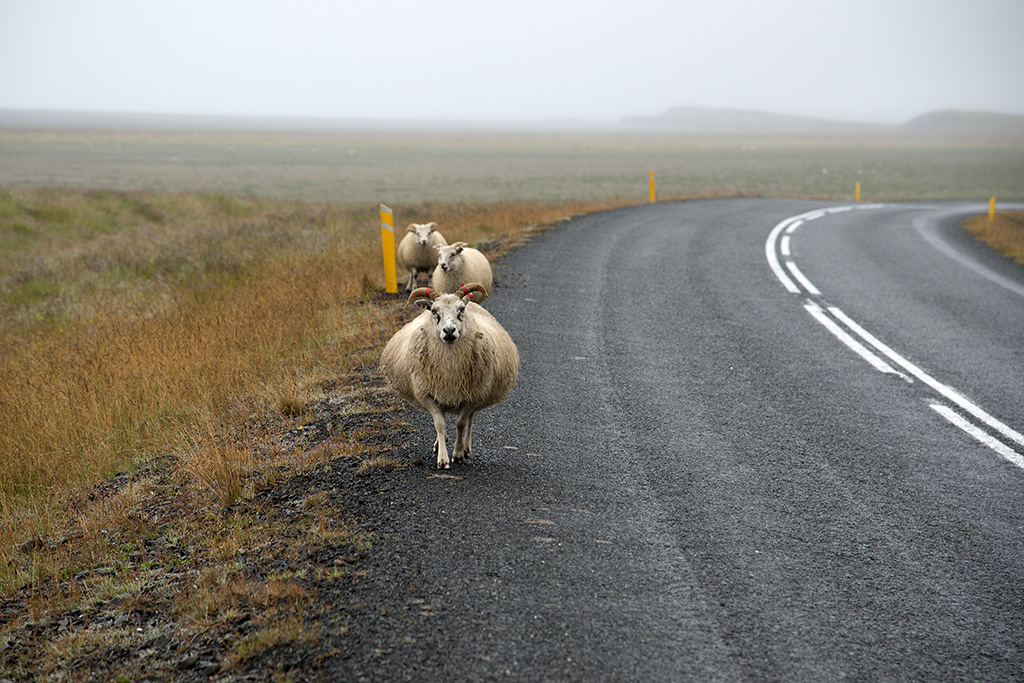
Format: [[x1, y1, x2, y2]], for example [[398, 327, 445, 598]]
[[436, 456, 450, 469]]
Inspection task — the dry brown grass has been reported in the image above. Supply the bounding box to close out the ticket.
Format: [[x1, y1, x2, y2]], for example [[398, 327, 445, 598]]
[[0, 186, 631, 597], [963, 210, 1024, 265]]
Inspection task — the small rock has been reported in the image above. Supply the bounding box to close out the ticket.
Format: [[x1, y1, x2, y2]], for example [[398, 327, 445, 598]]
[[177, 654, 199, 670], [19, 538, 44, 554]]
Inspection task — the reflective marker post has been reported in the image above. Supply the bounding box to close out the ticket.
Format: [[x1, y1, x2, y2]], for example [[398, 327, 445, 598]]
[[989, 196, 996, 221], [855, 182, 861, 202], [380, 203, 398, 293], [649, 171, 656, 203]]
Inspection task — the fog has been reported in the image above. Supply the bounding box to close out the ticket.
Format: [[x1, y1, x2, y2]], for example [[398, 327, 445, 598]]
[[2, 0, 1023, 125]]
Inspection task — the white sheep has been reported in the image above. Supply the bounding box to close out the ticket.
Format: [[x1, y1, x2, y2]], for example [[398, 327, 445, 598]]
[[396, 222, 447, 292], [379, 283, 519, 469], [431, 242, 493, 296]]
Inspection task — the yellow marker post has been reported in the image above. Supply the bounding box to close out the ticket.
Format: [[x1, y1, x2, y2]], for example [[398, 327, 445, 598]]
[[379, 204, 397, 293], [989, 196, 996, 220], [649, 171, 656, 203], [855, 182, 861, 203]]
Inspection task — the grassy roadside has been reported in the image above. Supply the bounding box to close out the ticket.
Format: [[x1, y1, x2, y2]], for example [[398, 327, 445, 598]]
[[0, 186, 632, 678], [963, 210, 1024, 265]]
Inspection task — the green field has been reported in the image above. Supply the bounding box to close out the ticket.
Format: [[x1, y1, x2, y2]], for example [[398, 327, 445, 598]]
[[2, 128, 1022, 203]]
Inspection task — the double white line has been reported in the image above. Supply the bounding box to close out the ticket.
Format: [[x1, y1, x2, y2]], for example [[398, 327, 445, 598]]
[[766, 205, 1024, 470]]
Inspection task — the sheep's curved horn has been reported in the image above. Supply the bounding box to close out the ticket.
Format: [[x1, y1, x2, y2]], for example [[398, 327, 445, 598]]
[[459, 283, 489, 304], [406, 287, 439, 307], [406, 223, 418, 232], [451, 241, 468, 249]]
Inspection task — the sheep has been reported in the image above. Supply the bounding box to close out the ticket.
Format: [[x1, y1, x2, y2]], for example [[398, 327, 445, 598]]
[[396, 222, 447, 292], [379, 283, 519, 469], [431, 242, 493, 297]]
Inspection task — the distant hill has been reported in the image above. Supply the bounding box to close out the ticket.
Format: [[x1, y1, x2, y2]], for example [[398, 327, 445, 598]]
[[618, 106, 891, 134], [619, 106, 1024, 138], [903, 109, 1024, 138], [2, 107, 1023, 137]]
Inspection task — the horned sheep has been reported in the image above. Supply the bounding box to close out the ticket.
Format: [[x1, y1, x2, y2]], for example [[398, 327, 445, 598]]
[[379, 283, 519, 469], [396, 222, 447, 291], [431, 242, 493, 296]]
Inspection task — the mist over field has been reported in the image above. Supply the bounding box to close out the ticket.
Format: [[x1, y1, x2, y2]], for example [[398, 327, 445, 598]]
[[4, 0, 1023, 204], [2, 0, 1023, 126], [3, 105, 1024, 138]]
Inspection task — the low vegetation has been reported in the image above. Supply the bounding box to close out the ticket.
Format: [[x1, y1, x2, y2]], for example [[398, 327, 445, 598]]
[[963, 209, 1024, 265], [3, 129, 1022, 203]]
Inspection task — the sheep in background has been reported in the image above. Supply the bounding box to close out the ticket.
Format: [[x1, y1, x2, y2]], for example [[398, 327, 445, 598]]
[[431, 242, 493, 297], [397, 222, 447, 292], [379, 283, 519, 469]]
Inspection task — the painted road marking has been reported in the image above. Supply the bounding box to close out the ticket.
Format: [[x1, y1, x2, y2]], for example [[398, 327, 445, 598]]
[[931, 404, 1024, 470], [803, 301, 897, 375], [766, 205, 1024, 469], [785, 261, 821, 296]]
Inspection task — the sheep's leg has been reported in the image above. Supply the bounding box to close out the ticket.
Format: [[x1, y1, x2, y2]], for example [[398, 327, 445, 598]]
[[454, 410, 475, 462], [405, 269, 418, 292], [422, 398, 449, 469]]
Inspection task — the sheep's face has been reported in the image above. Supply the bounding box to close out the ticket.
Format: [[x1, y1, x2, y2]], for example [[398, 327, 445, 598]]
[[407, 223, 438, 246], [422, 295, 468, 345], [435, 243, 465, 273]]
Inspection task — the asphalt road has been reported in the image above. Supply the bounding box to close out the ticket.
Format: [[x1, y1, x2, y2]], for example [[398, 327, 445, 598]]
[[331, 198, 1024, 681]]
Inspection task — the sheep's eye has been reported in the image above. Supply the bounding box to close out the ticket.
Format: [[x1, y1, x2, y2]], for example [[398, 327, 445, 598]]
[[457, 306, 465, 320]]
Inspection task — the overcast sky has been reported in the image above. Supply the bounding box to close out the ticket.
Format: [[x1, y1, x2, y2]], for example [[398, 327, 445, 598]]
[[2, 0, 1023, 125]]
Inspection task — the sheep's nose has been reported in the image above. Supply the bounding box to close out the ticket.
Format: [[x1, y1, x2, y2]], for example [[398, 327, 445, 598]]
[[441, 263, 449, 272], [441, 325, 457, 343]]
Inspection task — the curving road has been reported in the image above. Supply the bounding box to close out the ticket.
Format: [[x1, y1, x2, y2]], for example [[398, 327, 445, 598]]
[[332, 198, 1024, 681]]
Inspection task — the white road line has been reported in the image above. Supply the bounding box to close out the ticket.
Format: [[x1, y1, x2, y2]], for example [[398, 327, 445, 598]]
[[913, 212, 1024, 299], [804, 302, 897, 374], [766, 216, 801, 293], [930, 404, 1024, 470], [765, 205, 878, 295], [785, 261, 821, 296], [766, 204, 1024, 467], [829, 307, 1024, 450]]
